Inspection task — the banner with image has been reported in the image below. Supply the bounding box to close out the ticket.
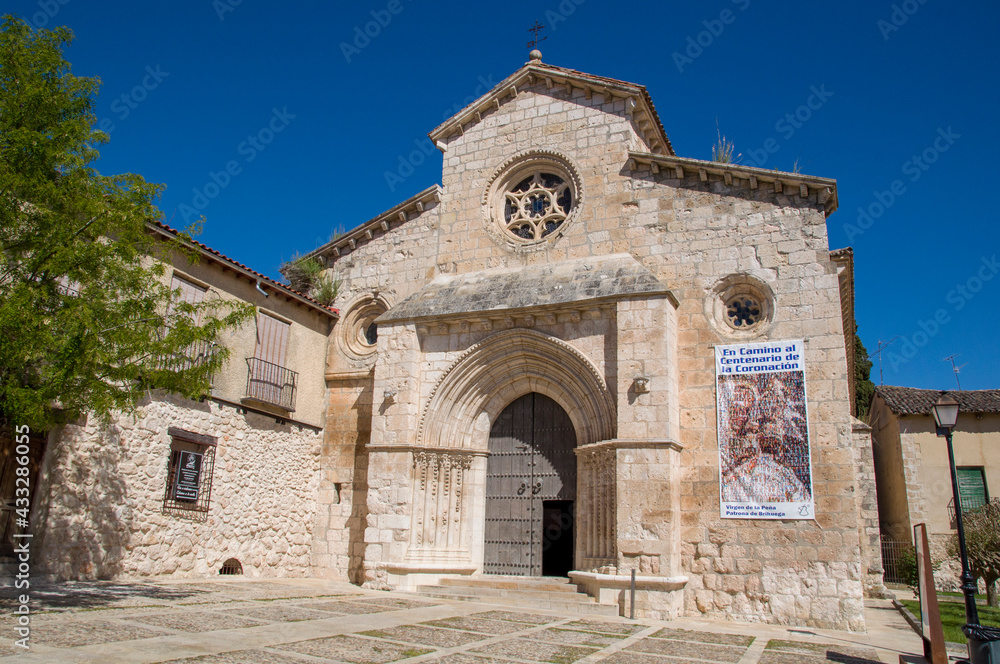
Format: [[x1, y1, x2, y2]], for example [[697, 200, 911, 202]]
[[716, 339, 813, 520]]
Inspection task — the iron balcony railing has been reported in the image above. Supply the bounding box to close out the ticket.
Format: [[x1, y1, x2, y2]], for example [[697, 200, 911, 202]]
[[245, 357, 297, 411], [152, 338, 218, 373], [947, 495, 990, 526]]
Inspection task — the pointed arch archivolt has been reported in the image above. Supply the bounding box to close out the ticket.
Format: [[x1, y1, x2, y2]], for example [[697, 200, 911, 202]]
[[417, 329, 616, 451]]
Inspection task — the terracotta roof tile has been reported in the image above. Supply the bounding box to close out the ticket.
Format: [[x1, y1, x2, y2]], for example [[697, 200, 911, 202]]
[[875, 385, 1000, 415]]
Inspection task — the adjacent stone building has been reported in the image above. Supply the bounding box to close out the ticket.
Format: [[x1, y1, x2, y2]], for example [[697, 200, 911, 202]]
[[869, 385, 999, 589], [27, 222, 336, 580], [15, 56, 882, 631]]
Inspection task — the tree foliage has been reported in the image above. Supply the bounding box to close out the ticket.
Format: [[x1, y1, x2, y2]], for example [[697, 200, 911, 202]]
[[0, 16, 254, 431], [950, 500, 1000, 608], [854, 326, 875, 418]]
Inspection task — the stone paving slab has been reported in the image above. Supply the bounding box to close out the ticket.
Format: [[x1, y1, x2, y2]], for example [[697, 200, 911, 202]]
[[224, 603, 345, 623], [306, 600, 410, 615], [626, 635, 749, 662], [420, 616, 527, 635], [531, 626, 626, 647], [466, 610, 560, 625], [360, 624, 489, 648], [559, 618, 646, 636], [129, 610, 269, 633], [469, 637, 597, 663], [650, 626, 756, 646], [424, 656, 526, 664], [759, 639, 883, 664], [27, 618, 173, 647], [160, 651, 311, 664], [599, 651, 701, 664], [277, 634, 434, 662]]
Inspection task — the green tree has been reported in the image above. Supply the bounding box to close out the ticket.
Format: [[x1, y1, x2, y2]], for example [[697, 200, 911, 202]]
[[950, 501, 1000, 608], [854, 327, 875, 418], [0, 16, 253, 431]]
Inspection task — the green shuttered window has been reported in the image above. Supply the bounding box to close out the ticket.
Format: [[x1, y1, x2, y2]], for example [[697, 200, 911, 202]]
[[957, 467, 988, 513]]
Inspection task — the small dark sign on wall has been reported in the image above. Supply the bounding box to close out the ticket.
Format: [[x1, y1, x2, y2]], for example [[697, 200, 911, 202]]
[[174, 451, 203, 502]]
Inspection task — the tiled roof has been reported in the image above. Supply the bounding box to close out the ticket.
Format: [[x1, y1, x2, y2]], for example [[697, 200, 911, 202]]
[[875, 385, 1000, 415], [148, 221, 338, 317]]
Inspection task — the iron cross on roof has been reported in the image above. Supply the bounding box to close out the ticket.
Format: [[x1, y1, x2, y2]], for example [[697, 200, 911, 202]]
[[527, 20, 547, 49]]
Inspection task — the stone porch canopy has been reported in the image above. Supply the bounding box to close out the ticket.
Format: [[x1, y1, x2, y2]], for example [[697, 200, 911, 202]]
[[378, 253, 674, 325]]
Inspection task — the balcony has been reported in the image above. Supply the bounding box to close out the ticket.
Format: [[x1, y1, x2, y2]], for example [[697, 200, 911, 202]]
[[947, 495, 990, 527], [244, 357, 297, 412], [152, 338, 218, 372]]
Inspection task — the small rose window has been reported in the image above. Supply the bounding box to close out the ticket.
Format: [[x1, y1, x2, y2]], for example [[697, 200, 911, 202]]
[[726, 296, 763, 328]]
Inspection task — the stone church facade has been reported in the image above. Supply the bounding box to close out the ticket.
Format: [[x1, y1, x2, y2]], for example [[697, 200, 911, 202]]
[[18, 57, 881, 631], [307, 58, 877, 629]]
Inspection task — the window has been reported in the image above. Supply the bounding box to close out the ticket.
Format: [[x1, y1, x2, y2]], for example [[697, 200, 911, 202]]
[[337, 295, 388, 361], [957, 467, 989, 512], [502, 172, 573, 240], [483, 151, 582, 248], [710, 274, 776, 337], [162, 428, 217, 513], [168, 274, 208, 323], [245, 312, 297, 410], [157, 274, 213, 371], [254, 312, 290, 367]]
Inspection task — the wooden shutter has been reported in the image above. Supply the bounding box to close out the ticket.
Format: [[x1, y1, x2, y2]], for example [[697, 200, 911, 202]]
[[254, 312, 289, 368], [169, 275, 208, 323], [957, 467, 988, 511]]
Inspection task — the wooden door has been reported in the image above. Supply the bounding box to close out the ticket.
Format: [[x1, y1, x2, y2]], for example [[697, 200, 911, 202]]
[[0, 429, 47, 556], [484, 393, 576, 576]]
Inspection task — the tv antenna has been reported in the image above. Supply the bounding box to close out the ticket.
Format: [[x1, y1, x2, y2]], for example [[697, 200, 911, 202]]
[[868, 337, 898, 386], [527, 20, 547, 50], [942, 354, 966, 391]]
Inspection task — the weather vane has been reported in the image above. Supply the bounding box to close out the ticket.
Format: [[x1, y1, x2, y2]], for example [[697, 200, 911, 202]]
[[527, 20, 547, 50]]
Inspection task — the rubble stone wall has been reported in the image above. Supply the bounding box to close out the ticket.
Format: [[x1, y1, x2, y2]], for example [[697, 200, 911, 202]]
[[34, 393, 321, 580]]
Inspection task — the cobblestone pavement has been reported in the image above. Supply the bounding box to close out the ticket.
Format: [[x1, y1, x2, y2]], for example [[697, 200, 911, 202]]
[[0, 579, 926, 663]]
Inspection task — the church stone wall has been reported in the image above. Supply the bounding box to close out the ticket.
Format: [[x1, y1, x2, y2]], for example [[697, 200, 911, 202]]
[[33, 394, 321, 580]]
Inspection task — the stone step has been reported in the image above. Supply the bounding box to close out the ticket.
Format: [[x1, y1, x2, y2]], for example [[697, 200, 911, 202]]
[[411, 575, 620, 617], [437, 576, 580, 593], [414, 590, 620, 616], [418, 584, 598, 602]]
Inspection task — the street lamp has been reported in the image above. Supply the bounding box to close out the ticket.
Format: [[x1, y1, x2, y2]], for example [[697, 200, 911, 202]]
[[931, 392, 980, 628]]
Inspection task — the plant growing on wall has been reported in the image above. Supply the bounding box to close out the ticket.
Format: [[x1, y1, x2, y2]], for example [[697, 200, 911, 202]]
[[281, 254, 324, 293], [711, 121, 741, 164], [0, 16, 254, 431], [280, 254, 340, 306], [310, 272, 341, 307]]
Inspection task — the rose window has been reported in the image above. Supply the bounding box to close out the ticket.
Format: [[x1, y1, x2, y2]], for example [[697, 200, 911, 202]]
[[726, 297, 762, 328], [483, 152, 581, 249], [504, 173, 573, 240]]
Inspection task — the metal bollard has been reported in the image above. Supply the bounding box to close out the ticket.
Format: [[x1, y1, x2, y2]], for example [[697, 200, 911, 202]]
[[630, 569, 636, 620]]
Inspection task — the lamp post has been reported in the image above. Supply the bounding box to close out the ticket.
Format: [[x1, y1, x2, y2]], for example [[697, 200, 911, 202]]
[[931, 392, 980, 628]]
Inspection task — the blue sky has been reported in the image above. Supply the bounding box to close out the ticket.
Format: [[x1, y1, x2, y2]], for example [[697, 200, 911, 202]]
[[7, 0, 999, 391]]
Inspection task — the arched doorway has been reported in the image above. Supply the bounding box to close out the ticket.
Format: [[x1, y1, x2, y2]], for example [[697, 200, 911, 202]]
[[484, 393, 576, 577]]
